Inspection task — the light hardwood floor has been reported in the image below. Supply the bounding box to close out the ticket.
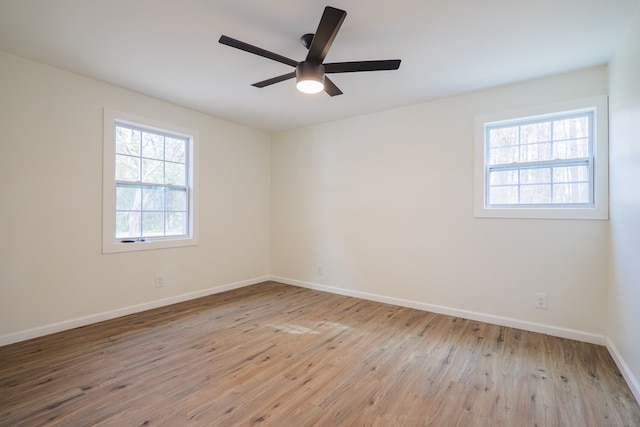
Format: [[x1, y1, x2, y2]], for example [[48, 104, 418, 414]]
[[1, 281, 639, 426]]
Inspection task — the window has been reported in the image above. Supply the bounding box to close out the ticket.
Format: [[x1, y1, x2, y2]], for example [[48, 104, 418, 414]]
[[103, 109, 198, 253], [474, 96, 608, 220]]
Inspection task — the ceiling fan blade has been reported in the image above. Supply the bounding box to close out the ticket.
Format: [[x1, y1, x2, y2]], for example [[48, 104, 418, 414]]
[[219, 35, 298, 67], [306, 6, 347, 64], [252, 72, 297, 88], [324, 77, 343, 97], [324, 60, 402, 73]]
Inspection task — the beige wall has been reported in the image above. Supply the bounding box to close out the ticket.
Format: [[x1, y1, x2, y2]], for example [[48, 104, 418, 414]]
[[271, 66, 610, 336], [608, 6, 640, 399], [0, 51, 271, 340]]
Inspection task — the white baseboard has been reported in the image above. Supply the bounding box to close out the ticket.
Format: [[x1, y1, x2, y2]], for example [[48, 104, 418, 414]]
[[270, 276, 607, 345], [0, 276, 270, 347], [605, 337, 640, 404]]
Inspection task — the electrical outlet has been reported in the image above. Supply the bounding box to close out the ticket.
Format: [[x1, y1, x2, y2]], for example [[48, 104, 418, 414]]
[[317, 264, 323, 275], [535, 292, 548, 309], [155, 274, 165, 288]]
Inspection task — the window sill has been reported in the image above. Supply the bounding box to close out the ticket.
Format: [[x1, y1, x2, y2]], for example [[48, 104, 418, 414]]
[[102, 236, 198, 254], [474, 205, 609, 220]]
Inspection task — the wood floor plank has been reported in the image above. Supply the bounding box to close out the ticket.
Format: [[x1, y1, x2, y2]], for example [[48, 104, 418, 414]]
[[1, 281, 639, 426]]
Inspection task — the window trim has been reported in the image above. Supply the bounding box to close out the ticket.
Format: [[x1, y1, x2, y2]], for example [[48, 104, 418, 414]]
[[474, 96, 609, 220], [103, 108, 199, 253]]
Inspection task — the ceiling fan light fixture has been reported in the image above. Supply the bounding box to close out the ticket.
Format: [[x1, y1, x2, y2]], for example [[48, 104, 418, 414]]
[[296, 78, 324, 94], [296, 62, 325, 94]]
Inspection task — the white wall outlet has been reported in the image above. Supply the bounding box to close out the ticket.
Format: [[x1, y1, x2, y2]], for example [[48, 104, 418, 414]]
[[535, 292, 548, 309], [317, 264, 323, 275], [155, 274, 165, 288]]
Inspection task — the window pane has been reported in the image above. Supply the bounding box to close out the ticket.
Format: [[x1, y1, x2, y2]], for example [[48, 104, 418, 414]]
[[520, 168, 550, 184], [553, 116, 589, 140], [489, 126, 518, 148], [520, 185, 551, 204], [488, 113, 592, 166], [115, 155, 140, 181], [553, 138, 589, 159], [483, 108, 598, 211], [142, 159, 164, 184], [489, 186, 518, 204], [553, 165, 589, 183], [520, 143, 551, 162], [521, 122, 551, 143], [116, 186, 141, 210], [166, 162, 185, 186], [116, 211, 141, 238], [489, 170, 518, 185], [142, 212, 164, 236], [166, 212, 186, 235], [116, 127, 141, 156], [166, 137, 186, 163], [142, 187, 164, 211], [553, 183, 590, 203], [490, 146, 519, 165], [166, 189, 187, 211], [142, 132, 164, 160]]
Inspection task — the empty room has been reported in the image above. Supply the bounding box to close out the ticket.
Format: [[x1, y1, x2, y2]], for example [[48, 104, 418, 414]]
[[1, 0, 640, 425]]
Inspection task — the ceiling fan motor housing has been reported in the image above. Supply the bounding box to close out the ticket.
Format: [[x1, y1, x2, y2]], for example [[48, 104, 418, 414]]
[[297, 62, 325, 83]]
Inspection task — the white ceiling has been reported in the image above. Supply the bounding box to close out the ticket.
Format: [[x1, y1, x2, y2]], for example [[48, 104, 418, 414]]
[[1, 0, 638, 132]]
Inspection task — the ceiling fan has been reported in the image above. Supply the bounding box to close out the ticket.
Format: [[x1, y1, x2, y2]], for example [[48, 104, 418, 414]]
[[219, 6, 401, 96]]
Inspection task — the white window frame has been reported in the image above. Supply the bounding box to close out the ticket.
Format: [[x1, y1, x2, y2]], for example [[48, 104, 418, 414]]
[[474, 96, 608, 220], [103, 108, 198, 253]]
